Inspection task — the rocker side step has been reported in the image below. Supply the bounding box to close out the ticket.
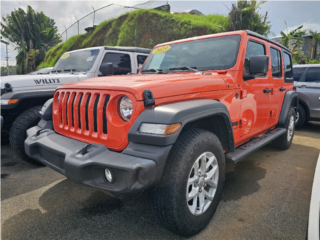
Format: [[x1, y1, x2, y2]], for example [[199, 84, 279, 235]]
[[226, 128, 287, 163]]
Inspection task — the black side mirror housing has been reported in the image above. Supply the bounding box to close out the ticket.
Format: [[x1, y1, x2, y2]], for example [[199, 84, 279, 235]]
[[249, 55, 269, 75], [100, 63, 114, 76]]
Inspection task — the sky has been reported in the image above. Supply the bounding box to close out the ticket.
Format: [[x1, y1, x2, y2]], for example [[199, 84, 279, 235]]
[[1, 0, 320, 66]]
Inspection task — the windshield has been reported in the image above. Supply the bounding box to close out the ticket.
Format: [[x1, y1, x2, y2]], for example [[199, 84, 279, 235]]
[[142, 35, 241, 73], [53, 49, 100, 72]]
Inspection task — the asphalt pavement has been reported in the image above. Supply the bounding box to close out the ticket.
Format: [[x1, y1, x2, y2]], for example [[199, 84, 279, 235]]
[[1, 122, 320, 240]]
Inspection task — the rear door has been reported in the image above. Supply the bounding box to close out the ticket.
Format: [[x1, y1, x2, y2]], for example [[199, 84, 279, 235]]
[[268, 45, 285, 126], [304, 67, 320, 119]]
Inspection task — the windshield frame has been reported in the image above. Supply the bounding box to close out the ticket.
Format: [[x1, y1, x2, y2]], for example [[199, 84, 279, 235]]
[[52, 49, 101, 73], [141, 34, 241, 74]]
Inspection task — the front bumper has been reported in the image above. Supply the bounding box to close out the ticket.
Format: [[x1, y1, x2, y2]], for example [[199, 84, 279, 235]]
[[25, 126, 158, 197]]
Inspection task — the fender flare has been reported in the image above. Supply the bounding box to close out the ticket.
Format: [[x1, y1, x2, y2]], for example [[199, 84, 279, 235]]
[[278, 90, 299, 126], [1, 90, 55, 110], [128, 99, 234, 150]]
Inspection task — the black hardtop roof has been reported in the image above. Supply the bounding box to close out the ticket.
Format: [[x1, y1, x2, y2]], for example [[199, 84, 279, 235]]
[[104, 46, 151, 54], [245, 30, 291, 53]]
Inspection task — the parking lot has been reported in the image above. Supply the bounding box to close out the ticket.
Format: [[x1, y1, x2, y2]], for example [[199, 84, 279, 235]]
[[1, 122, 320, 240]]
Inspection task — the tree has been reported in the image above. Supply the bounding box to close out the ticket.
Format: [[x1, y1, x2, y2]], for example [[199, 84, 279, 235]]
[[1, 6, 61, 74], [309, 30, 320, 59], [226, 0, 272, 36]]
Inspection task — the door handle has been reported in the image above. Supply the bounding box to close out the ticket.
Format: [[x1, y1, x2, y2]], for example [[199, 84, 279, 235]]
[[279, 87, 286, 91], [263, 89, 272, 93]]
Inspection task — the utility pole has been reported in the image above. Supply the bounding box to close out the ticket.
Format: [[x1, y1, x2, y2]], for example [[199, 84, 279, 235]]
[[6, 44, 9, 75], [1, 37, 10, 75]]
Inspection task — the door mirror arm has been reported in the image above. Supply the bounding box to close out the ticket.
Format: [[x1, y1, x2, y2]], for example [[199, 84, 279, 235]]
[[243, 74, 255, 81]]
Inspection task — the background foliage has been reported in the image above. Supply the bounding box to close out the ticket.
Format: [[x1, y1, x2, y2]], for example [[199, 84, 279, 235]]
[[1, 6, 61, 74]]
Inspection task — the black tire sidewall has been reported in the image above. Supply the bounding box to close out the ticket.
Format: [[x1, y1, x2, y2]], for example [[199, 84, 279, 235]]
[[295, 105, 306, 128], [176, 139, 225, 228], [156, 129, 225, 236]]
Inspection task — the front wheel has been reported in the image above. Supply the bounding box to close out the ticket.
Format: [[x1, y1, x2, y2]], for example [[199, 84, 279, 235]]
[[152, 129, 225, 237], [295, 104, 306, 128], [9, 106, 44, 165], [272, 107, 295, 150]]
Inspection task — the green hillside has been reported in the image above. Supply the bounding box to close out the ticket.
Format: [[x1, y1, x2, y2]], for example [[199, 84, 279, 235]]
[[38, 9, 229, 69]]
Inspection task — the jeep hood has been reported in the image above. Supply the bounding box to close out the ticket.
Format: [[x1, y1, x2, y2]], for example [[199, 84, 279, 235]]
[[1, 73, 80, 91], [57, 73, 228, 100]]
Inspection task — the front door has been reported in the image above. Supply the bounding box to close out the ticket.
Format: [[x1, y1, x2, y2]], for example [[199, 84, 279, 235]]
[[240, 38, 271, 137]]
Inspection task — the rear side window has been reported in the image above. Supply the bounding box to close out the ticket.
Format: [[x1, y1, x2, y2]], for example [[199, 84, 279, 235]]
[[270, 47, 282, 78], [283, 52, 293, 81], [305, 67, 320, 82], [293, 68, 306, 81], [137, 55, 147, 67], [102, 53, 131, 75], [244, 41, 266, 76]]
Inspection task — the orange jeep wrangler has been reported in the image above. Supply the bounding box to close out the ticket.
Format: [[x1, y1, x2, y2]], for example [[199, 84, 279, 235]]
[[25, 30, 298, 236]]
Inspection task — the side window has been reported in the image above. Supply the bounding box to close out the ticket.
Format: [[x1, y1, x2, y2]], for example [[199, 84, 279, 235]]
[[137, 55, 147, 67], [244, 40, 266, 76], [283, 52, 293, 81], [270, 47, 282, 78], [305, 67, 320, 83], [102, 52, 131, 75], [293, 68, 306, 81]]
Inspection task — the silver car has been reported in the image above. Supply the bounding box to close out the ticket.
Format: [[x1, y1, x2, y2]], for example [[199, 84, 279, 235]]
[[293, 64, 320, 127]]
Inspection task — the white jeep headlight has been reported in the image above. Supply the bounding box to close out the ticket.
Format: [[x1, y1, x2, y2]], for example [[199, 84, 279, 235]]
[[118, 96, 133, 122]]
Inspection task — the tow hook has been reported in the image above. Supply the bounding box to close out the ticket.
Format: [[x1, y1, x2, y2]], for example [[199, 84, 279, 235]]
[[78, 144, 92, 155], [34, 129, 49, 137]]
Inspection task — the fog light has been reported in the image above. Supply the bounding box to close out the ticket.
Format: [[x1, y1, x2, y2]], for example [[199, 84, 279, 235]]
[[105, 168, 113, 183]]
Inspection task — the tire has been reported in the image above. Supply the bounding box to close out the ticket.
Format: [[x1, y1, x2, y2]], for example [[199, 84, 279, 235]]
[[272, 107, 295, 150], [295, 104, 306, 128], [152, 128, 225, 237], [9, 106, 44, 165]]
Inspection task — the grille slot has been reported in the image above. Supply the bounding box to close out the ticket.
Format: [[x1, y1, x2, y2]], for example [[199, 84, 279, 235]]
[[78, 94, 83, 129], [71, 94, 76, 127], [103, 95, 110, 134], [65, 93, 70, 125], [85, 94, 91, 131], [93, 95, 100, 132]]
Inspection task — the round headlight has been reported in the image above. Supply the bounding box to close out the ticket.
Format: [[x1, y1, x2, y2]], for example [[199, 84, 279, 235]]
[[118, 96, 133, 121]]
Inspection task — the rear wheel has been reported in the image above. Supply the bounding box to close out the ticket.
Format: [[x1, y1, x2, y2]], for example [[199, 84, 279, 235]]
[[295, 104, 306, 128], [9, 106, 44, 165], [152, 129, 225, 237], [272, 107, 295, 150]]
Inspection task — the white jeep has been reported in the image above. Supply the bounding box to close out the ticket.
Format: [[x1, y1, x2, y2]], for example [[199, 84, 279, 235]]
[[0, 46, 150, 163]]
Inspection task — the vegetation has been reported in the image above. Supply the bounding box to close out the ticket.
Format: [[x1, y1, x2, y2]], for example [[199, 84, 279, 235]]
[[226, 0, 271, 36], [280, 22, 320, 64], [1, 6, 61, 74], [38, 9, 229, 68], [1, 66, 17, 76], [308, 30, 320, 60]]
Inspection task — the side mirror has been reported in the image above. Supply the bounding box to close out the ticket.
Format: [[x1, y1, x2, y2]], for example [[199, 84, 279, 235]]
[[249, 55, 269, 75], [100, 62, 114, 76]]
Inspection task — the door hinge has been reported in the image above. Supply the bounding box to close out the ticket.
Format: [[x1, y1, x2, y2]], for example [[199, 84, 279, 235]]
[[240, 90, 247, 99], [239, 119, 243, 128]]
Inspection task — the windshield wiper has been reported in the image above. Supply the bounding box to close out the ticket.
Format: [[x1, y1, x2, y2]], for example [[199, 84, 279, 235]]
[[141, 69, 166, 74], [51, 70, 61, 74], [169, 66, 199, 72], [64, 69, 76, 73]]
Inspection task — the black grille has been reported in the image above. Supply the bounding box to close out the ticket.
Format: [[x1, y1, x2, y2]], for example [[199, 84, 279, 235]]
[[103, 95, 110, 134], [78, 94, 83, 129], [93, 95, 100, 132], [65, 93, 70, 125], [71, 94, 76, 127], [85, 94, 91, 130]]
